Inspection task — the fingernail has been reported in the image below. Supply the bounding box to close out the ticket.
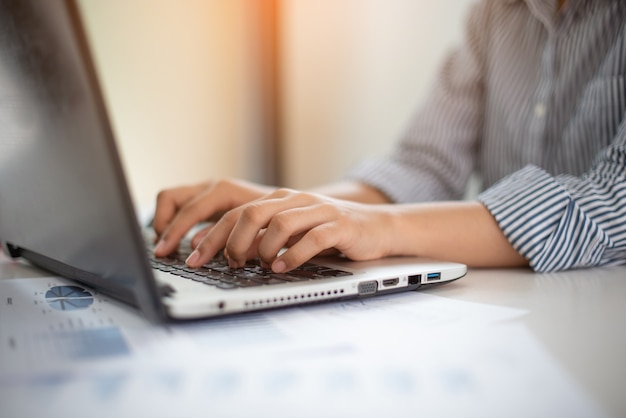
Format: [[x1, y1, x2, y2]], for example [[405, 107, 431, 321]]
[[272, 260, 287, 273], [186, 249, 200, 266]]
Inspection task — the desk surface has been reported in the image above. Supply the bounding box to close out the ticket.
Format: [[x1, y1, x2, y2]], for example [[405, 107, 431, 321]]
[[1, 254, 625, 418], [428, 266, 626, 417]]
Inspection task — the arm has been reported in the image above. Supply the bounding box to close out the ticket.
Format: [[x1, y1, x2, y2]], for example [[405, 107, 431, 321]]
[[388, 201, 527, 268], [184, 189, 527, 272], [479, 118, 626, 272], [152, 178, 389, 257]]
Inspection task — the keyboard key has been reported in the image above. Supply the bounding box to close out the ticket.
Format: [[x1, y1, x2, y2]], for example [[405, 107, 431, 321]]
[[147, 241, 352, 289]]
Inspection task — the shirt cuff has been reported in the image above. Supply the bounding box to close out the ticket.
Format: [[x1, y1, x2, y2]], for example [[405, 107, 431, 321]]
[[478, 165, 610, 272]]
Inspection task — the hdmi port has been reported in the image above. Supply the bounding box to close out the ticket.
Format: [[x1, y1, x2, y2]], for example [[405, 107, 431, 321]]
[[382, 278, 399, 287]]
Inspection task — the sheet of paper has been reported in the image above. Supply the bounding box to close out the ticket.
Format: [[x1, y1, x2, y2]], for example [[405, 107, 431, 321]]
[[0, 275, 605, 418]]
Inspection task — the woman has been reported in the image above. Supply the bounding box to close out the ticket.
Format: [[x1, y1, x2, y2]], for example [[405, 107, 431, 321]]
[[153, 0, 626, 273]]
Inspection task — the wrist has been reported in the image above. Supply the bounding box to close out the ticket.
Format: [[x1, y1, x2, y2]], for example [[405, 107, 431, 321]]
[[384, 205, 422, 257]]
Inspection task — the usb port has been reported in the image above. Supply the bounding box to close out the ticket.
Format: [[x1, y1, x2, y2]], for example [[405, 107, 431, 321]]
[[426, 272, 441, 282], [382, 278, 399, 287]]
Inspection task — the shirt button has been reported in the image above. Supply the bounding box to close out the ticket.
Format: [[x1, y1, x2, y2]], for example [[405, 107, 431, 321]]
[[534, 102, 547, 118]]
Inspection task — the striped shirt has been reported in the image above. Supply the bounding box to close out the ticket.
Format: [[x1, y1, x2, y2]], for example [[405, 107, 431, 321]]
[[348, 0, 626, 272]]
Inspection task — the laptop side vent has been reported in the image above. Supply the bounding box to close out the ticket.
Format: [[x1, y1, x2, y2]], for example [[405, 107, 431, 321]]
[[243, 288, 346, 309]]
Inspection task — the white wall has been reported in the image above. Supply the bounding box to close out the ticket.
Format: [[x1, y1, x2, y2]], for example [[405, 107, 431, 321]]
[[281, 0, 475, 189], [78, 0, 255, 210], [78, 0, 476, 207]]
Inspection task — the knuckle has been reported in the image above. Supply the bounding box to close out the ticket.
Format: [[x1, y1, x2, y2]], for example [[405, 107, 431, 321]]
[[213, 177, 233, 191], [274, 187, 291, 196], [221, 208, 240, 225], [319, 201, 338, 215], [155, 189, 172, 204], [240, 203, 265, 225], [155, 190, 166, 202], [273, 187, 298, 199], [271, 212, 292, 233], [307, 228, 332, 248]]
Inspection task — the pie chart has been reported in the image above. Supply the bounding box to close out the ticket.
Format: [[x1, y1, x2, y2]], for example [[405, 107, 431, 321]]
[[45, 285, 94, 311]]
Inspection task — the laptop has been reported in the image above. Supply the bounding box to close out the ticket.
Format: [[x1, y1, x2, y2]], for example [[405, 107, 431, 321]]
[[0, 0, 466, 321]]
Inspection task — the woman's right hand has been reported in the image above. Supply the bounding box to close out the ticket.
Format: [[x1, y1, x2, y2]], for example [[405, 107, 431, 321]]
[[152, 178, 275, 257]]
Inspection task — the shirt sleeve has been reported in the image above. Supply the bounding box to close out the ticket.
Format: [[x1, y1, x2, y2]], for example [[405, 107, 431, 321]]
[[346, 1, 491, 203], [478, 116, 626, 272]]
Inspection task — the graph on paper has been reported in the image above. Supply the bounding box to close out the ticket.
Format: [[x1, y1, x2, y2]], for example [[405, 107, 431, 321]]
[[45, 285, 94, 311]]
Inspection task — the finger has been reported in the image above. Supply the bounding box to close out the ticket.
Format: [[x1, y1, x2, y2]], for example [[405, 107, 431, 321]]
[[271, 223, 340, 272], [190, 224, 214, 248], [224, 192, 317, 267], [186, 209, 241, 267], [221, 231, 262, 263], [256, 203, 338, 265], [155, 180, 275, 257], [156, 193, 224, 256], [153, 184, 207, 236]]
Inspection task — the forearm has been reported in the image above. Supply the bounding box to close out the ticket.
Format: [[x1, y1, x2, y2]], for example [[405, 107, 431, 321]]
[[389, 201, 528, 268], [308, 184, 527, 267]]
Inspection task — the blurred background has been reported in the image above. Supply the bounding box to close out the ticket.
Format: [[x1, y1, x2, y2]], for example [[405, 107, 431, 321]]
[[78, 0, 474, 210]]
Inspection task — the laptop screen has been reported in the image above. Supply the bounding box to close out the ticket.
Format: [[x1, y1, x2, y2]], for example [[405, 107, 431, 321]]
[[0, 0, 163, 319]]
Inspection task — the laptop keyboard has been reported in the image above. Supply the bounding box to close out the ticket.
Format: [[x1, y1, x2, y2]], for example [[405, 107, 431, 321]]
[[147, 246, 352, 290]]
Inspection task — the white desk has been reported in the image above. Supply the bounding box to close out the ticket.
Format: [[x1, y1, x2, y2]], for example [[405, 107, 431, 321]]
[[427, 266, 626, 417], [1, 254, 624, 418]]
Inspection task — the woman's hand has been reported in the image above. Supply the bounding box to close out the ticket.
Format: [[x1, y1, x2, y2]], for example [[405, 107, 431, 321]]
[[154, 179, 528, 271], [184, 188, 396, 272], [152, 178, 275, 257]]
